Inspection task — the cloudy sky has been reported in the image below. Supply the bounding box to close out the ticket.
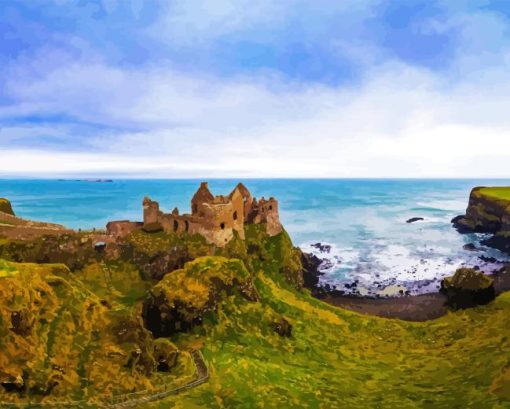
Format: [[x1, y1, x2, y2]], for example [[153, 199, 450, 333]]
[[1, 0, 510, 178]]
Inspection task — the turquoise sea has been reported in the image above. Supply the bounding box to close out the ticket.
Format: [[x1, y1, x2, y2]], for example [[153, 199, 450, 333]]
[[1, 179, 509, 295]]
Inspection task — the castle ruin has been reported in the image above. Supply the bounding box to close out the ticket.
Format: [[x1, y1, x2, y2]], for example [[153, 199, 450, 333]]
[[106, 182, 282, 247]]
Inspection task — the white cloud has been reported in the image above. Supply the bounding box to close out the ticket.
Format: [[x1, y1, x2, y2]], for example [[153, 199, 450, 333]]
[[2, 3, 510, 178]]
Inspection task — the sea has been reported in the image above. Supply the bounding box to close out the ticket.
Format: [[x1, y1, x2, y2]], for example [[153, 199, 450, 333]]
[[1, 178, 509, 296]]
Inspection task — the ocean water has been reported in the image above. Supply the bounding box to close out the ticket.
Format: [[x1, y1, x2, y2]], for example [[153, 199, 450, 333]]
[[1, 178, 509, 296]]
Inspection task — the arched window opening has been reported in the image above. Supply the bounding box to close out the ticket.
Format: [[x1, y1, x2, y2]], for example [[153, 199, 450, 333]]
[[173, 220, 179, 232], [233, 211, 238, 220], [185, 220, 189, 232], [220, 222, 225, 230], [269, 205, 273, 210]]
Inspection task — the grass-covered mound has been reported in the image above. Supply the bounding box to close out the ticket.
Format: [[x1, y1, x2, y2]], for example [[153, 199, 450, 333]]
[[149, 268, 510, 408], [441, 268, 496, 309], [0, 259, 193, 405], [0, 198, 14, 216], [143, 256, 258, 337]]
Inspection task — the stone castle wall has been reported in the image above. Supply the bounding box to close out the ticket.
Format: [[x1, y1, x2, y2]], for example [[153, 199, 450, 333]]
[[107, 182, 282, 247]]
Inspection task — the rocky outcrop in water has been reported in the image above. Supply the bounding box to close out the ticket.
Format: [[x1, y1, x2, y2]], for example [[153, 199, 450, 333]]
[[406, 217, 424, 223], [452, 187, 510, 253]]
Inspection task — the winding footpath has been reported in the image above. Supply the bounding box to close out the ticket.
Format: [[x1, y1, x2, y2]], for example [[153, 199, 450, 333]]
[[106, 350, 209, 408]]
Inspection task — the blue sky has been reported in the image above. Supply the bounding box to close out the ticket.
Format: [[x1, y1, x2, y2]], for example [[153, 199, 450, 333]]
[[1, 0, 510, 177]]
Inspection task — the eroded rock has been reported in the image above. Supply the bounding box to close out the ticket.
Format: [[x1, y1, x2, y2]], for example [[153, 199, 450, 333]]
[[440, 268, 495, 309]]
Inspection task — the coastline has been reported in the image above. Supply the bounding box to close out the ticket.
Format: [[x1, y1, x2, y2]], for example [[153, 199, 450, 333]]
[[310, 264, 510, 321]]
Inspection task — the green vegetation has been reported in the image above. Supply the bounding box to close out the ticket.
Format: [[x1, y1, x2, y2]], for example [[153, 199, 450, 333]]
[[0, 224, 509, 407], [0, 259, 193, 405], [479, 187, 510, 202], [153, 270, 510, 408], [0, 198, 15, 216]]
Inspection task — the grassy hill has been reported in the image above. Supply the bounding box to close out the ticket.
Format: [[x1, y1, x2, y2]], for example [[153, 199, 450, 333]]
[[151, 264, 510, 408], [0, 226, 509, 408], [0, 259, 195, 406]]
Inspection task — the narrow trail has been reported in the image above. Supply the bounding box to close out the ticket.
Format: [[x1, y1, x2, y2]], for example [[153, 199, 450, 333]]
[[106, 350, 209, 408]]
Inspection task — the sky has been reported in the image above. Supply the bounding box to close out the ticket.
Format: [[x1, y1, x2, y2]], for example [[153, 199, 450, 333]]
[[1, 0, 510, 178]]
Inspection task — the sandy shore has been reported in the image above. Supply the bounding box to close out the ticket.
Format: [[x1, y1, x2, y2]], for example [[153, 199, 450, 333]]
[[317, 266, 510, 321]]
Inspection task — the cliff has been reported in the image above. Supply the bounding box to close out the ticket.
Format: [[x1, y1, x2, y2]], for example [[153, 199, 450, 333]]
[[0, 198, 15, 216], [452, 187, 510, 252]]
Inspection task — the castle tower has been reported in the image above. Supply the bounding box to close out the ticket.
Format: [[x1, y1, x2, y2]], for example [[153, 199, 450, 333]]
[[143, 197, 160, 225], [231, 182, 253, 223], [191, 182, 214, 216], [229, 186, 245, 239]]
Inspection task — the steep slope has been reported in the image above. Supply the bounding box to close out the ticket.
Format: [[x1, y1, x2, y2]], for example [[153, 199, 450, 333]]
[[0, 259, 193, 406], [149, 263, 510, 408]]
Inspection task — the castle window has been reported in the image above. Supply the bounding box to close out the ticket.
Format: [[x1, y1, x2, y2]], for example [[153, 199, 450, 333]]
[[233, 211, 238, 220], [173, 220, 179, 232], [185, 220, 189, 232], [269, 205, 273, 210], [220, 222, 225, 230]]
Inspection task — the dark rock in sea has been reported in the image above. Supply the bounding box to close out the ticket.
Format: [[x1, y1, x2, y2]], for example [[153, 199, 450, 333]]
[[482, 235, 510, 254], [319, 259, 335, 270], [299, 249, 323, 289], [440, 268, 495, 309], [271, 317, 292, 338], [451, 215, 464, 224], [406, 217, 424, 224], [451, 215, 476, 234], [463, 243, 479, 252], [478, 255, 499, 264], [310, 243, 332, 253]]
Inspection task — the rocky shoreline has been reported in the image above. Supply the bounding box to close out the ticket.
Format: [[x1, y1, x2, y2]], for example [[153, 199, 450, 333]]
[[303, 186, 510, 321], [304, 257, 510, 321]]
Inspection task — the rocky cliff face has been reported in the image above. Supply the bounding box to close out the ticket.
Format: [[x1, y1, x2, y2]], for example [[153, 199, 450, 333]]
[[452, 187, 510, 253]]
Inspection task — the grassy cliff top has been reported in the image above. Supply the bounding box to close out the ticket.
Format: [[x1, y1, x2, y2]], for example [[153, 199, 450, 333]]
[[478, 187, 510, 202], [0, 198, 15, 216]]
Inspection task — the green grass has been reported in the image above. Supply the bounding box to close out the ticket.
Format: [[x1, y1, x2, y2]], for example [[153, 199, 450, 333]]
[[0, 259, 195, 403], [479, 187, 510, 202], [151, 270, 510, 408], [1, 225, 510, 408]]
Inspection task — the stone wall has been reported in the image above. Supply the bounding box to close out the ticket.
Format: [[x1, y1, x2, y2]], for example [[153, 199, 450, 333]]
[[106, 220, 143, 237]]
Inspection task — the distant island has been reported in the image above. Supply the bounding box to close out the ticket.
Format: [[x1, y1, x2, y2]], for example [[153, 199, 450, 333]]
[[58, 179, 114, 182]]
